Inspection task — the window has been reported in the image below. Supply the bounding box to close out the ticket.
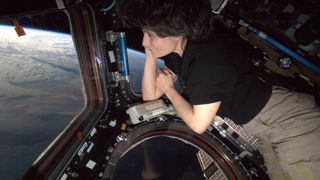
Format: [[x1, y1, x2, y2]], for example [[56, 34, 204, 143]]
[[0, 11, 84, 179]]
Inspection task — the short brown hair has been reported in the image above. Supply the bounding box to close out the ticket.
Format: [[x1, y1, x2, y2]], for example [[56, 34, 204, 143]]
[[116, 0, 214, 40]]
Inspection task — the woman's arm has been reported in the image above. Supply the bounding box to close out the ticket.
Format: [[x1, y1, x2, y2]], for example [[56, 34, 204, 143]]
[[165, 87, 220, 134], [142, 48, 164, 101], [156, 69, 220, 134]]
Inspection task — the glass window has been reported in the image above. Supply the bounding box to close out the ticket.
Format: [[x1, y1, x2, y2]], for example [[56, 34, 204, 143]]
[[0, 11, 84, 179]]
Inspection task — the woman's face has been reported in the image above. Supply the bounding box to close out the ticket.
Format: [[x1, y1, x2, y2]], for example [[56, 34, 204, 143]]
[[142, 29, 184, 58]]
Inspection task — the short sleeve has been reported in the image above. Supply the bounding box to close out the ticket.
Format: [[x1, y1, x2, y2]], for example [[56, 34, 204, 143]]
[[184, 65, 238, 105], [163, 53, 182, 75]]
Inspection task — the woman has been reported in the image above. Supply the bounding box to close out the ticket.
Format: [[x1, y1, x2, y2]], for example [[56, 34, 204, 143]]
[[116, 0, 320, 179]]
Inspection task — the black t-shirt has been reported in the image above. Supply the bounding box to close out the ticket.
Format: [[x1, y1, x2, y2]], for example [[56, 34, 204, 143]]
[[163, 33, 272, 125]]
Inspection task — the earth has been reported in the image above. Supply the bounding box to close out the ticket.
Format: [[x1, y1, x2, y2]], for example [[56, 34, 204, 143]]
[[0, 25, 163, 180]]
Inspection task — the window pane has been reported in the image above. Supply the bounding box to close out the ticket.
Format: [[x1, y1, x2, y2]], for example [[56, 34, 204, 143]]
[[0, 12, 84, 179]]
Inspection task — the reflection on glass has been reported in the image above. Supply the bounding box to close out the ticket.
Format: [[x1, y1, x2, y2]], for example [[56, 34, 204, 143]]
[[0, 11, 84, 179], [113, 136, 205, 180]]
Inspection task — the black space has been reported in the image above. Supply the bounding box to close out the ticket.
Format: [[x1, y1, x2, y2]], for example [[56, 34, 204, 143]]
[[0, 0, 57, 17]]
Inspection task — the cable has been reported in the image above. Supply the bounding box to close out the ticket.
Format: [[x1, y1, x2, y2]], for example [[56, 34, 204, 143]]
[[100, 0, 116, 12]]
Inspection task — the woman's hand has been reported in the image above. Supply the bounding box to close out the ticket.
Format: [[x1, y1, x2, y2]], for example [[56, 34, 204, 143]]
[[142, 47, 162, 101], [156, 67, 175, 94], [144, 48, 156, 61]]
